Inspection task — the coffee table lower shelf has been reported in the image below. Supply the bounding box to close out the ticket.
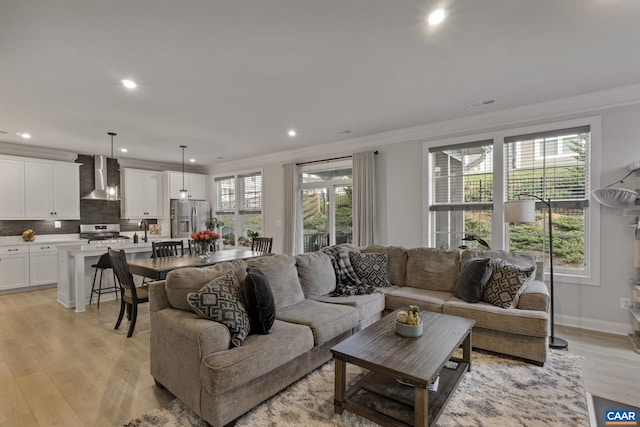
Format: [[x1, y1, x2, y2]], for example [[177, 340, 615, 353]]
[[335, 358, 469, 427]]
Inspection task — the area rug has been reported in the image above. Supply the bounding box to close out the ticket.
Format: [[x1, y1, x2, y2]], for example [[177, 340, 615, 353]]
[[123, 349, 588, 426]]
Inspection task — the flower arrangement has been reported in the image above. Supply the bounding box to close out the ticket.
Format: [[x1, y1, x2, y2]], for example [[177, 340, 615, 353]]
[[191, 229, 220, 244], [191, 229, 220, 258], [22, 229, 35, 241]]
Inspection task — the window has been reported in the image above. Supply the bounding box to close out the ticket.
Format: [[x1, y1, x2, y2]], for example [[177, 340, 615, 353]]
[[505, 126, 590, 274], [428, 140, 494, 250], [300, 161, 352, 252], [214, 171, 263, 246], [425, 118, 598, 284]]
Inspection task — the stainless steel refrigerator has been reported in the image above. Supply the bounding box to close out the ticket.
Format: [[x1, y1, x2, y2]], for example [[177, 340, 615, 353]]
[[170, 199, 211, 238]]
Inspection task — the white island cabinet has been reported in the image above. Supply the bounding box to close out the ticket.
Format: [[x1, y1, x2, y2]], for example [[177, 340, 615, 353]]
[[57, 242, 155, 312], [29, 244, 59, 286]]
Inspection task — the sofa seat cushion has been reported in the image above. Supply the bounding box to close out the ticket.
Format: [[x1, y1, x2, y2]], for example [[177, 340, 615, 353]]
[[311, 292, 385, 323], [200, 319, 313, 396], [384, 287, 452, 313], [276, 299, 358, 346], [443, 297, 548, 337], [406, 248, 461, 292], [165, 260, 248, 311]]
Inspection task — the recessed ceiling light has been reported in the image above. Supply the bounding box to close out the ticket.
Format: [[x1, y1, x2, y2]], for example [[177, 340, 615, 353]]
[[120, 148, 128, 153], [17, 132, 31, 139], [121, 79, 138, 89], [427, 9, 447, 26], [189, 158, 196, 163], [288, 129, 297, 137]]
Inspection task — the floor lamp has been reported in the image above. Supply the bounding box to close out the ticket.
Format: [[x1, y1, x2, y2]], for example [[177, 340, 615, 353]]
[[504, 196, 569, 350]]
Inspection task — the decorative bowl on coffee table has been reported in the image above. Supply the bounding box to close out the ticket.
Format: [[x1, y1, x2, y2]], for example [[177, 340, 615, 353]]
[[395, 320, 423, 337]]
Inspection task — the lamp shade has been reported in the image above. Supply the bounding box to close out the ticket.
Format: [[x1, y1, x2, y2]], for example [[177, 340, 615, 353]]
[[504, 200, 536, 223]]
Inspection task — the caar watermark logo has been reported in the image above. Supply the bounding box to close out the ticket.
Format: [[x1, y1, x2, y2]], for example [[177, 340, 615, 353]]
[[605, 409, 638, 425]]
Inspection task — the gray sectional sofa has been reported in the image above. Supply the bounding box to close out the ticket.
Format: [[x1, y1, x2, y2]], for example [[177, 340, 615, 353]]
[[149, 245, 550, 426]]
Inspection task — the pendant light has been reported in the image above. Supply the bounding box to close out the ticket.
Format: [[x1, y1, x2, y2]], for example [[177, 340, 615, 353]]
[[179, 145, 189, 203], [106, 132, 118, 201]]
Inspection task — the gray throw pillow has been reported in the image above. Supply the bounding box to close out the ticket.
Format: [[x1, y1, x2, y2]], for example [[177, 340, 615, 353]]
[[482, 259, 535, 309], [187, 271, 250, 347], [453, 258, 492, 303]]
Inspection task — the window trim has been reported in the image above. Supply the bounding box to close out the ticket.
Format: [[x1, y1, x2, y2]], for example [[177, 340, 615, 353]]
[[424, 116, 601, 286]]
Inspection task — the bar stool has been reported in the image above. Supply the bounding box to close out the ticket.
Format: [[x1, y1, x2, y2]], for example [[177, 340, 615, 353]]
[[90, 253, 119, 309]]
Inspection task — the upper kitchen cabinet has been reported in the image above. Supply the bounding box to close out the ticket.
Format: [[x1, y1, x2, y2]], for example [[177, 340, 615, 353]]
[[121, 168, 164, 218], [0, 157, 26, 218], [168, 172, 208, 200], [25, 161, 80, 219]]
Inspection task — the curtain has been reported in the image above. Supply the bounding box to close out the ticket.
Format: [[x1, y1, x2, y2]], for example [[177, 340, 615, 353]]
[[352, 151, 376, 246], [283, 162, 302, 254]]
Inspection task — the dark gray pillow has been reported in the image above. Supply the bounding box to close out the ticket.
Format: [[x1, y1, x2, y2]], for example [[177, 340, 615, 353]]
[[241, 266, 276, 335], [453, 258, 492, 303]]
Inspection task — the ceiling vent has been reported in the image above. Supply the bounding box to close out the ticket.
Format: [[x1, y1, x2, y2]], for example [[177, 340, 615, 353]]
[[468, 99, 497, 108]]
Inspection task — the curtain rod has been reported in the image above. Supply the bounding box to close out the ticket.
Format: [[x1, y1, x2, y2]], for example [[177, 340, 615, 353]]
[[296, 150, 378, 166]]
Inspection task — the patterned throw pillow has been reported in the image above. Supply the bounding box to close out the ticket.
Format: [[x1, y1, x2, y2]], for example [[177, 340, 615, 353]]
[[350, 252, 391, 287], [187, 271, 250, 347], [481, 260, 535, 309]]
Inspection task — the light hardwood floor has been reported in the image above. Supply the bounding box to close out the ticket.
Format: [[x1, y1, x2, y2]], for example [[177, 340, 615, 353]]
[[0, 287, 638, 426]]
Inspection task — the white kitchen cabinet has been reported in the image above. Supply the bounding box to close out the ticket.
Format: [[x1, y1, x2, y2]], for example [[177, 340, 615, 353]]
[[0, 246, 30, 291], [168, 172, 208, 200], [24, 160, 80, 219], [122, 169, 164, 218], [0, 158, 26, 218], [29, 244, 59, 286]]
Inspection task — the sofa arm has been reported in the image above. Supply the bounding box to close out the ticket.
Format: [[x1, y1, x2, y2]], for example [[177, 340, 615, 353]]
[[149, 281, 170, 311], [516, 279, 549, 312]]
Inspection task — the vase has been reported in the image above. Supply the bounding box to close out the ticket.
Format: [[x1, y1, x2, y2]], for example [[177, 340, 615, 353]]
[[198, 241, 211, 259]]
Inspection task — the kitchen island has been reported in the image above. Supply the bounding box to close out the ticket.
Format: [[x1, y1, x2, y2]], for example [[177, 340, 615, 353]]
[[57, 241, 157, 312]]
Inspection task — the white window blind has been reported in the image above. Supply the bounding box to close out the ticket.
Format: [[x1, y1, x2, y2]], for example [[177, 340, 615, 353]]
[[428, 140, 494, 249], [238, 172, 262, 214], [504, 125, 590, 208], [215, 176, 235, 214]]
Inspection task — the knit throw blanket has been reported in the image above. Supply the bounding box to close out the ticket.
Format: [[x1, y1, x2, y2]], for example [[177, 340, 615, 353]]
[[321, 246, 377, 296]]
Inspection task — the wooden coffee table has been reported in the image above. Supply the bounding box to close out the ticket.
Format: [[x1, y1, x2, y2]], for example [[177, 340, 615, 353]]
[[331, 311, 475, 427]]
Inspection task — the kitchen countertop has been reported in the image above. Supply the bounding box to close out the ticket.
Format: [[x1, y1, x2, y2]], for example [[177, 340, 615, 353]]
[[0, 234, 84, 246]]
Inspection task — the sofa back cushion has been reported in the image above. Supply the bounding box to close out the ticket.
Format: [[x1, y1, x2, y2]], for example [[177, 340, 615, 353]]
[[463, 250, 537, 277], [295, 252, 336, 298], [406, 248, 461, 292], [165, 260, 248, 311], [362, 245, 408, 286], [247, 254, 305, 310]]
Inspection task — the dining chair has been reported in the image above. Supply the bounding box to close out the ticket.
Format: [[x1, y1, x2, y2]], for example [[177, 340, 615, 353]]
[[152, 240, 185, 258], [251, 237, 273, 253], [108, 248, 150, 338]]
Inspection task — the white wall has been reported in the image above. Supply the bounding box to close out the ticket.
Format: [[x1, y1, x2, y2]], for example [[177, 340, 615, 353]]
[[211, 89, 640, 336]]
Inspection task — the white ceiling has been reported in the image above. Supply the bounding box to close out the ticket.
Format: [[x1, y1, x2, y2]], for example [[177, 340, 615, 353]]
[[1, 0, 640, 167]]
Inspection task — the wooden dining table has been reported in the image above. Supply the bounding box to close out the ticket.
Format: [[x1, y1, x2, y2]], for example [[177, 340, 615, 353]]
[[127, 248, 267, 280]]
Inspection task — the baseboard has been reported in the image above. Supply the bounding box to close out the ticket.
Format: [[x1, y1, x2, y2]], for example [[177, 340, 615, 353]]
[[555, 313, 632, 336]]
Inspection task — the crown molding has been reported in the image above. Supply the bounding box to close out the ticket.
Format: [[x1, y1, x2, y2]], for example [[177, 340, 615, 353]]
[[209, 83, 640, 173], [0, 141, 77, 162]]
